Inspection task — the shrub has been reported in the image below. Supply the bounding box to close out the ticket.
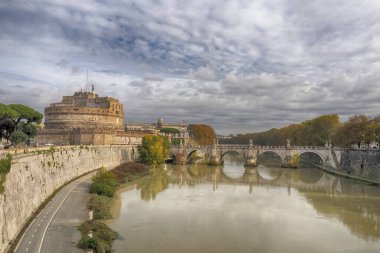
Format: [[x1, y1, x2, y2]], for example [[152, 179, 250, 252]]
[[79, 220, 118, 253], [0, 154, 12, 174], [78, 236, 98, 249], [90, 168, 118, 197], [88, 195, 112, 219], [90, 181, 116, 197]]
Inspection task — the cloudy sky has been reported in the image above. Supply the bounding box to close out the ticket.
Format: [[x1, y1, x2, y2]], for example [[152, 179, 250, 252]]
[[1, 0, 380, 135]]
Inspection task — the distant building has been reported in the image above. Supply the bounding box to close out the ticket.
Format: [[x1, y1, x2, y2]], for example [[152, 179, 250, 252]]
[[351, 141, 380, 149], [126, 118, 189, 145], [35, 90, 144, 145]]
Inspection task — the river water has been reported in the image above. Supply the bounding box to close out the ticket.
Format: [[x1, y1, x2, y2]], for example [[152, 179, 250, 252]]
[[110, 154, 380, 253]]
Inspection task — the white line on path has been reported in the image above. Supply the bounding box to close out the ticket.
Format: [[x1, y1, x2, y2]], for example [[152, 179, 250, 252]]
[[14, 173, 92, 253], [37, 174, 92, 253]]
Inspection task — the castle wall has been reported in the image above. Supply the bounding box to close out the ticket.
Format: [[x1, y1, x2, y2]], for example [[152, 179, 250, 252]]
[[0, 145, 139, 253], [34, 129, 144, 146], [34, 129, 73, 145], [45, 107, 123, 129]]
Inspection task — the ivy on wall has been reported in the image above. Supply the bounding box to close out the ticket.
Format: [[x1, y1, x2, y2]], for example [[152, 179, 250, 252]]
[[0, 154, 12, 194]]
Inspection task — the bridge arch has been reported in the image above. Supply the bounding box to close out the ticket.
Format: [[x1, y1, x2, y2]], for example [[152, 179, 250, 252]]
[[221, 150, 244, 160], [186, 149, 201, 161], [297, 151, 325, 165], [258, 150, 284, 163], [169, 150, 177, 158]]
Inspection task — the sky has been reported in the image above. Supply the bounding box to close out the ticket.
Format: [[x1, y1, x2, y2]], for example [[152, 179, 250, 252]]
[[1, 0, 380, 135]]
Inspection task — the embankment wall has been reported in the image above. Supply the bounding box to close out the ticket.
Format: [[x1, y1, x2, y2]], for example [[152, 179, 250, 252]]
[[337, 149, 380, 183], [0, 145, 138, 252]]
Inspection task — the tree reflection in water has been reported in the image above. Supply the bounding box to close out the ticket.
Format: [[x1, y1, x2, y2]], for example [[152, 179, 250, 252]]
[[137, 165, 170, 201]]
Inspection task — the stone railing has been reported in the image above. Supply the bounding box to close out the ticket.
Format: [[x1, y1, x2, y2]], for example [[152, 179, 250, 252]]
[[170, 144, 331, 151]]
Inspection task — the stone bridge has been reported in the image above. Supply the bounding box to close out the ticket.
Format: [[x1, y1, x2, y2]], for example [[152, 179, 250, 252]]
[[170, 141, 338, 168]]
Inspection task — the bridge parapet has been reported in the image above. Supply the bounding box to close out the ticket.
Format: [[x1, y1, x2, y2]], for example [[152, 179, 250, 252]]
[[259, 146, 286, 149], [169, 144, 334, 168], [291, 146, 330, 150]]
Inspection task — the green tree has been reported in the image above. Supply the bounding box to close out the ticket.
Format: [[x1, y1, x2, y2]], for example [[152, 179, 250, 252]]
[[0, 119, 15, 141], [0, 103, 42, 143], [365, 122, 380, 143], [19, 122, 38, 137], [188, 124, 216, 145], [9, 131, 27, 146], [0, 103, 19, 119], [138, 135, 170, 166], [221, 114, 340, 146], [301, 114, 340, 145], [333, 114, 370, 147], [8, 104, 43, 126], [160, 128, 180, 134]]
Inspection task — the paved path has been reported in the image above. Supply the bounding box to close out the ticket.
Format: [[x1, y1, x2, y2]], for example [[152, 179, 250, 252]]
[[15, 173, 93, 253]]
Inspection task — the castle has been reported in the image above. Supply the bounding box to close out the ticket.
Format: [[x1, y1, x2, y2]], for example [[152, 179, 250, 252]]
[[35, 90, 143, 145]]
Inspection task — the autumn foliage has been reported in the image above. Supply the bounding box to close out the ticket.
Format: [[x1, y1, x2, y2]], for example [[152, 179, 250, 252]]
[[187, 124, 216, 145], [138, 135, 170, 166], [222, 114, 380, 147]]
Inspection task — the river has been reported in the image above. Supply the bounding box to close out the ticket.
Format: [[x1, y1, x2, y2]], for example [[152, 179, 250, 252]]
[[110, 153, 380, 253]]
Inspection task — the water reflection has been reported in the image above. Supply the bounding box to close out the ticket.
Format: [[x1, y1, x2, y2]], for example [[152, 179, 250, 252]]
[[256, 165, 283, 181], [137, 166, 170, 201], [111, 155, 380, 252], [221, 152, 246, 179]]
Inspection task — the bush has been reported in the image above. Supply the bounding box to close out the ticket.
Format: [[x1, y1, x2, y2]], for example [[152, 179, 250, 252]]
[[88, 195, 112, 219], [90, 181, 117, 197], [0, 154, 12, 174], [79, 220, 118, 253], [90, 168, 118, 197], [78, 236, 98, 249]]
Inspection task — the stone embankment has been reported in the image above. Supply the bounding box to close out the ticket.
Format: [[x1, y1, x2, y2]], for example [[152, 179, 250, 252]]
[[334, 149, 380, 184], [0, 145, 138, 253], [320, 148, 380, 185]]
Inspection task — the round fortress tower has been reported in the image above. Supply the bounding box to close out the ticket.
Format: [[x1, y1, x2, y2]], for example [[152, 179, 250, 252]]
[[44, 91, 124, 130]]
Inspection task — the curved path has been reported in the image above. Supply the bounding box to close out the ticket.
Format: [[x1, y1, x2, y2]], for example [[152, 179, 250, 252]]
[[14, 173, 94, 253]]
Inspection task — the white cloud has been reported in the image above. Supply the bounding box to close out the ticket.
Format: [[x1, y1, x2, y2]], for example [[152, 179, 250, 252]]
[[2, 0, 380, 134], [190, 66, 217, 81]]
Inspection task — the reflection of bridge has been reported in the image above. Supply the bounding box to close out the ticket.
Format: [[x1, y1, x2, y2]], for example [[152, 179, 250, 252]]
[[161, 164, 380, 241], [170, 142, 338, 168], [168, 164, 345, 195]]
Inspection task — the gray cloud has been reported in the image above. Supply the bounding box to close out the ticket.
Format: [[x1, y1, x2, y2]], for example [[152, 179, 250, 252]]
[[1, 1, 380, 134]]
